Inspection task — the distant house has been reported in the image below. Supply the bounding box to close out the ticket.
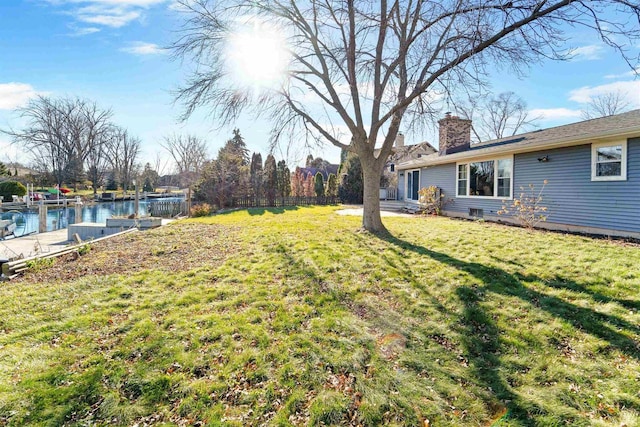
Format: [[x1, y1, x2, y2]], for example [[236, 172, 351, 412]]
[[297, 164, 339, 181], [386, 133, 437, 173], [396, 110, 640, 238]]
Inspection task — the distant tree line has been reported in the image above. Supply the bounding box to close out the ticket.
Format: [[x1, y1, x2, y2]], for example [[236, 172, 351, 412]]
[[193, 130, 359, 209]]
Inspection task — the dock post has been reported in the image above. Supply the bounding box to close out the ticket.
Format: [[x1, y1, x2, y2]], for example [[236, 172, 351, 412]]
[[74, 199, 83, 224], [134, 181, 140, 217], [38, 201, 47, 233]]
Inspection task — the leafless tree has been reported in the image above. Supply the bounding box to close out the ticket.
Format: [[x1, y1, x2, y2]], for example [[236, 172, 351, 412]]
[[2, 96, 115, 190], [457, 92, 541, 142], [82, 104, 114, 194], [161, 134, 209, 187], [105, 127, 141, 193], [171, 0, 640, 232], [581, 91, 632, 120], [4, 96, 77, 188]]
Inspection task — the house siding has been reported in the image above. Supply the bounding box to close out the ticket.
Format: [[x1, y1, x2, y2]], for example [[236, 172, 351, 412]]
[[417, 137, 640, 234], [512, 138, 640, 233]]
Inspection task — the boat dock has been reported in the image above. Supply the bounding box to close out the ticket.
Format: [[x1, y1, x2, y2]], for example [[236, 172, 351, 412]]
[[0, 228, 71, 262]]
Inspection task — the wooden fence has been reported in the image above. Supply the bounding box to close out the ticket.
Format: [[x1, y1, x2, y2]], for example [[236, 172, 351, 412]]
[[229, 196, 340, 209], [149, 201, 188, 218]]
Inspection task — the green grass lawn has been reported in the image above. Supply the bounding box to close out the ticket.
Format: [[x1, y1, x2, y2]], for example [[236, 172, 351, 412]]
[[1, 206, 638, 426]]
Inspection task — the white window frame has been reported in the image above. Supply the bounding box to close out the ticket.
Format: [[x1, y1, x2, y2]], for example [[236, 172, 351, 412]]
[[456, 155, 514, 199], [591, 140, 627, 181], [405, 169, 420, 201]]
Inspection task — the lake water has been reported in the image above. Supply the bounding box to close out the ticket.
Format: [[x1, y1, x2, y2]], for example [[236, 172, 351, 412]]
[[0, 197, 184, 237]]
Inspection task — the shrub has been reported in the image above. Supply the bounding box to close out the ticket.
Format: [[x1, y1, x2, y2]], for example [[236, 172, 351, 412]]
[[0, 181, 27, 202], [498, 180, 549, 229], [190, 203, 213, 217], [418, 185, 448, 215]]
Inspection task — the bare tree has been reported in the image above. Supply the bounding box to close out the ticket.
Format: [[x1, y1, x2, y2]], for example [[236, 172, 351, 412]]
[[105, 127, 141, 193], [82, 104, 113, 194], [4, 96, 77, 188], [457, 92, 541, 142], [581, 91, 632, 120], [172, 0, 640, 232], [161, 134, 209, 187], [2, 96, 115, 191]]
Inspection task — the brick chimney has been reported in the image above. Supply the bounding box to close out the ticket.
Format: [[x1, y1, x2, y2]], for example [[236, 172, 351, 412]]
[[395, 132, 405, 148], [438, 112, 471, 155]]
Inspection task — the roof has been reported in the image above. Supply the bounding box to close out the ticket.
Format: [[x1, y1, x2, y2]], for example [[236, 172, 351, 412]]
[[398, 109, 640, 169], [297, 165, 339, 180], [389, 141, 437, 163]]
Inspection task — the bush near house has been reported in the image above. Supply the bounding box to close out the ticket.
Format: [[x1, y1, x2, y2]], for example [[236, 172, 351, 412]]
[[0, 181, 27, 202], [1, 207, 638, 426]]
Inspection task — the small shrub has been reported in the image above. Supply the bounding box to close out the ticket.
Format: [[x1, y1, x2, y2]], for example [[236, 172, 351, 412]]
[[190, 203, 213, 217], [498, 180, 549, 229], [25, 257, 55, 272], [418, 185, 449, 215], [77, 243, 91, 256]]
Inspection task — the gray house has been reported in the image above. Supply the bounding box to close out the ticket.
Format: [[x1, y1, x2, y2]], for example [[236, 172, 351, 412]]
[[397, 109, 640, 238]]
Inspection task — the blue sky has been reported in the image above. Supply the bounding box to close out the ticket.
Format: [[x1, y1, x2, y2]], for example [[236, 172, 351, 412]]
[[1, 0, 639, 171]]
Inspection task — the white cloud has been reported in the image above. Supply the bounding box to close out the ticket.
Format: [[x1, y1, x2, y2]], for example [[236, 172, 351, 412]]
[[121, 41, 165, 55], [604, 67, 640, 79], [78, 10, 141, 27], [44, 0, 168, 29], [0, 83, 40, 110], [568, 44, 604, 61], [67, 25, 101, 36], [569, 80, 640, 107], [529, 108, 582, 121]]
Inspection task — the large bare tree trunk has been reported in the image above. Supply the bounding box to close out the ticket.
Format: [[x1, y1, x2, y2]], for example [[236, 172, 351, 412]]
[[360, 152, 386, 233]]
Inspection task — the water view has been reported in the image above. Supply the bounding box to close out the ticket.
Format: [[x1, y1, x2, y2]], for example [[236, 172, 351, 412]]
[[0, 197, 184, 237]]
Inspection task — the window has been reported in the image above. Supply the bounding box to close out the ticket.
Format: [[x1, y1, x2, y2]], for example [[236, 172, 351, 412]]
[[592, 141, 627, 181], [470, 161, 494, 196], [457, 164, 467, 196], [497, 159, 511, 197], [457, 157, 513, 198]]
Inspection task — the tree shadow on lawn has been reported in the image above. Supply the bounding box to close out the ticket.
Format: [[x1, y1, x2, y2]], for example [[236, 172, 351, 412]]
[[376, 232, 640, 424], [247, 206, 300, 216]]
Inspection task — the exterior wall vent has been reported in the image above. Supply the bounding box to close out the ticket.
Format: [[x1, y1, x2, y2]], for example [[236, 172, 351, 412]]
[[469, 208, 484, 218]]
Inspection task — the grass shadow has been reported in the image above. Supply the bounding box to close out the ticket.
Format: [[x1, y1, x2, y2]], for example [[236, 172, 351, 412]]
[[375, 231, 640, 423], [247, 206, 300, 216]]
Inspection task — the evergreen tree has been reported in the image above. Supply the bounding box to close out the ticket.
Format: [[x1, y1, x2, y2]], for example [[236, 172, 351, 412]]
[[326, 173, 338, 197], [250, 152, 263, 203], [291, 168, 306, 196], [140, 163, 159, 192], [276, 160, 291, 201], [0, 162, 10, 176], [338, 152, 363, 203], [193, 130, 250, 207], [229, 129, 250, 165], [263, 154, 277, 205], [314, 172, 325, 198], [304, 173, 315, 197], [106, 173, 118, 191]]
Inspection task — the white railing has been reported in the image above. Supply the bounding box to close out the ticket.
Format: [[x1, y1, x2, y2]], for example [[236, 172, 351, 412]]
[[379, 187, 397, 200]]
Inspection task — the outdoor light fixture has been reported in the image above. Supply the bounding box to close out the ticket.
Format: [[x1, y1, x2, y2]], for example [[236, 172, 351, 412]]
[[538, 155, 549, 162]]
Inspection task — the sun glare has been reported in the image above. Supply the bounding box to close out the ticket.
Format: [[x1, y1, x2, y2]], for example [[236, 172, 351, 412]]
[[226, 24, 289, 90]]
